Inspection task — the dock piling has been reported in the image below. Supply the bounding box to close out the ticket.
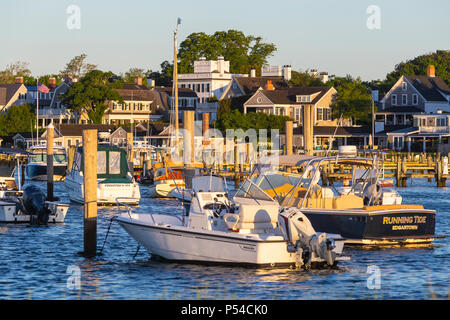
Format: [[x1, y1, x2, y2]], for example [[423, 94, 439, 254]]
[[82, 129, 98, 258], [46, 123, 54, 201]]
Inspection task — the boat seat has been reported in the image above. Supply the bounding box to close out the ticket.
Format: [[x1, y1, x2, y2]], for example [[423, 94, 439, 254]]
[[333, 194, 364, 209], [264, 183, 294, 199], [224, 203, 279, 234]]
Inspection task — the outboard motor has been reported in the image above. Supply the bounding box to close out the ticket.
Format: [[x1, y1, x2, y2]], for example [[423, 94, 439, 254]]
[[278, 207, 336, 268], [22, 185, 50, 224]]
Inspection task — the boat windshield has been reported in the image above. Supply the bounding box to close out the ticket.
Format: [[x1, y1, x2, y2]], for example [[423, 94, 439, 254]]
[[30, 153, 67, 164], [234, 179, 275, 203]]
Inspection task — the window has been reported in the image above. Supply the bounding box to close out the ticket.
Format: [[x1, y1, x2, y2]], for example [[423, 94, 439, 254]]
[[109, 151, 121, 174], [391, 94, 398, 105], [97, 151, 107, 174], [295, 107, 300, 122], [402, 82, 407, 90], [67, 139, 72, 147], [206, 84, 210, 92], [402, 94, 407, 105], [412, 94, 418, 105], [196, 84, 201, 92], [325, 108, 331, 121], [296, 95, 311, 103], [201, 84, 205, 92], [317, 108, 323, 121], [437, 118, 447, 127]]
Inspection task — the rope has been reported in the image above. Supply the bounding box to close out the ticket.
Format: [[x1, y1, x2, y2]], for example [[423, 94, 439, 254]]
[[98, 216, 117, 255]]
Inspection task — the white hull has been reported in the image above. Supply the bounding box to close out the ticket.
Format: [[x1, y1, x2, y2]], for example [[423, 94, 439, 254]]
[[148, 180, 185, 198], [117, 214, 345, 267], [0, 200, 69, 223], [64, 176, 140, 205]]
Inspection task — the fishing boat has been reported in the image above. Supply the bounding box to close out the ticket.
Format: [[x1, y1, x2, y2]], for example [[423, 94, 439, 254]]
[[25, 145, 67, 181], [249, 153, 444, 245], [117, 179, 348, 268], [64, 144, 140, 205], [0, 151, 68, 224]]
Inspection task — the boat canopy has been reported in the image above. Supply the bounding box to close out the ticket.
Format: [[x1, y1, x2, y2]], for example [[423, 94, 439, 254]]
[[75, 145, 130, 180]]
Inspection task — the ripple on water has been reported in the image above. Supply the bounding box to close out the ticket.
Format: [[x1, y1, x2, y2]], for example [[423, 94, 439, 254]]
[[0, 180, 449, 299]]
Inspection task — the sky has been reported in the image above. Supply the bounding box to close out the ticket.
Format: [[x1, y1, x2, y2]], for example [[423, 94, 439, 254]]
[[1, 0, 449, 81]]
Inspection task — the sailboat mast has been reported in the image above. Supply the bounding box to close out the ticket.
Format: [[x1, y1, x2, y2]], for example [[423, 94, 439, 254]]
[[36, 78, 39, 146], [173, 25, 179, 144]]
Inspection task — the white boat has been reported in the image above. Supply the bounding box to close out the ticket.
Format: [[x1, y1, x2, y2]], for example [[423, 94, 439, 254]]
[[25, 145, 67, 181], [0, 157, 68, 224], [117, 178, 348, 268], [148, 167, 186, 198], [64, 144, 140, 205]]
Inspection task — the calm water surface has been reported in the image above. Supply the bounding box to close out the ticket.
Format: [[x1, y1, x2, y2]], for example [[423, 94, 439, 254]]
[[0, 179, 448, 300]]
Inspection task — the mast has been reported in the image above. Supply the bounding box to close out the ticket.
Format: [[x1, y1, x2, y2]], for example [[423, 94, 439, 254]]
[[36, 78, 39, 146], [173, 18, 181, 148]]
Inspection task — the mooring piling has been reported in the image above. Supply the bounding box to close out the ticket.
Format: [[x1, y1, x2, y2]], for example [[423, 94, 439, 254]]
[[46, 123, 54, 201], [82, 129, 98, 258]]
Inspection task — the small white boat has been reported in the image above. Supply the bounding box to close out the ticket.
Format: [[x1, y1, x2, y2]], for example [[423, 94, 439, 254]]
[[117, 179, 348, 268], [25, 145, 68, 181], [148, 167, 186, 198], [64, 144, 140, 205]]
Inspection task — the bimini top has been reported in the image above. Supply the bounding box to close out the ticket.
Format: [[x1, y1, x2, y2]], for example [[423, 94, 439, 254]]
[[75, 145, 130, 180], [257, 155, 317, 168]]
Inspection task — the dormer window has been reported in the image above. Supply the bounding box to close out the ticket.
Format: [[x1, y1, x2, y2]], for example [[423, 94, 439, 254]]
[[296, 95, 311, 103], [402, 82, 407, 90]]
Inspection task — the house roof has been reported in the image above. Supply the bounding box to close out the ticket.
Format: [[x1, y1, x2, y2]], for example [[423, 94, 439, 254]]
[[377, 106, 423, 113], [136, 122, 169, 136], [54, 124, 116, 136], [0, 83, 23, 106], [153, 86, 198, 98], [235, 76, 289, 95], [405, 75, 450, 102], [289, 125, 370, 136], [258, 86, 333, 105], [115, 83, 154, 101]]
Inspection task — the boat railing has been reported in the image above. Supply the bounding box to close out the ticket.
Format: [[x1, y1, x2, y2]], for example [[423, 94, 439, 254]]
[[115, 197, 156, 225]]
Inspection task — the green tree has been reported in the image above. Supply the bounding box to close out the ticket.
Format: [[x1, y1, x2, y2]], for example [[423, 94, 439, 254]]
[[0, 61, 33, 84], [289, 70, 326, 87], [122, 68, 148, 85], [367, 50, 450, 95], [0, 104, 36, 136], [62, 70, 124, 124], [214, 109, 292, 133], [60, 53, 97, 79], [177, 30, 277, 74], [328, 75, 374, 125]]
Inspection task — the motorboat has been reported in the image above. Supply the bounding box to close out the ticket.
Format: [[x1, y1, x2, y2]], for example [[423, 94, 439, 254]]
[[248, 154, 444, 245], [116, 175, 349, 269], [64, 144, 140, 205], [25, 145, 67, 181], [0, 151, 68, 224]]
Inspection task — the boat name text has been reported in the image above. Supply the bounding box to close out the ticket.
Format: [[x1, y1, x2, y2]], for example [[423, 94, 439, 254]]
[[382, 216, 426, 225]]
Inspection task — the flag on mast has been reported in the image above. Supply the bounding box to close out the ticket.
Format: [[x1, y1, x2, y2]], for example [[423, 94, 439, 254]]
[[38, 84, 50, 93], [177, 17, 181, 26]]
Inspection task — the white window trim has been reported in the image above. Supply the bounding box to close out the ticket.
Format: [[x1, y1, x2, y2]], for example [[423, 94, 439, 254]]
[[402, 82, 407, 90], [402, 94, 407, 105], [412, 94, 418, 105], [391, 94, 397, 105]]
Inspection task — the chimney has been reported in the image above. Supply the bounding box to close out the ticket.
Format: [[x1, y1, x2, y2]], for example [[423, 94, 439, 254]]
[[282, 65, 292, 81], [15, 77, 23, 84], [202, 113, 210, 136], [134, 76, 142, 85], [265, 80, 275, 91], [48, 77, 56, 89], [217, 56, 225, 74], [250, 68, 256, 78], [427, 65, 435, 77]]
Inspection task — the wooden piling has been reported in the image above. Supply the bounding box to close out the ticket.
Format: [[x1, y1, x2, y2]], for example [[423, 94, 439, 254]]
[[82, 129, 98, 258], [303, 105, 314, 156], [183, 110, 195, 165], [46, 123, 54, 201]]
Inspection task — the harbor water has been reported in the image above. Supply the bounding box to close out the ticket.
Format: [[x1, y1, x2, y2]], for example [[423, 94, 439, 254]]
[[0, 179, 448, 300]]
